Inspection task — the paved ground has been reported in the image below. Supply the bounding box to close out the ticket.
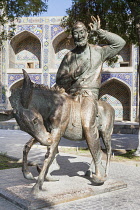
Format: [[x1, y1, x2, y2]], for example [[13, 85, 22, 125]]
[[0, 129, 139, 210]]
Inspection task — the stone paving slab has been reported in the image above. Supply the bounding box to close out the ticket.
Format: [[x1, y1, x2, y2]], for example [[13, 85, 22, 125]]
[[0, 178, 126, 210], [0, 153, 127, 210]]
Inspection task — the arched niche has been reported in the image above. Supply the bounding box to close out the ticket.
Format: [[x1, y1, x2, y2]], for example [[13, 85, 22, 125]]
[[51, 32, 75, 70], [10, 79, 24, 91], [99, 78, 131, 121], [9, 31, 41, 69]]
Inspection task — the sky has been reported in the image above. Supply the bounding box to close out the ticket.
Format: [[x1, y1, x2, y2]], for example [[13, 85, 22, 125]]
[[41, 0, 72, 16]]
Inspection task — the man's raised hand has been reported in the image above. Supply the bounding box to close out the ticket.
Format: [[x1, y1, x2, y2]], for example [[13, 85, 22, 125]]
[[89, 16, 101, 32]]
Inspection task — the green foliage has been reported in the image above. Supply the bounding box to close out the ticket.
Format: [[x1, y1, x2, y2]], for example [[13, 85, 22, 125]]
[[0, 0, 48, 44], [0, 153, 22, 170], [61, 0, 140, 45]]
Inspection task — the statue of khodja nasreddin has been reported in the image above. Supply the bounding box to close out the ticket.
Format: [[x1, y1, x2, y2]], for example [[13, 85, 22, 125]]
[[0, 16, 125, 194]]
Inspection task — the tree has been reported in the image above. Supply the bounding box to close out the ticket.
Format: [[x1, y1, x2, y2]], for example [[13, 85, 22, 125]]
[[61, 0, 140, 155], [0, 0, 48, 43]]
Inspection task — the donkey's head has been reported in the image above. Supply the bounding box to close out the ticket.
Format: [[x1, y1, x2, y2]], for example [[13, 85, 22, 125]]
[[10, 70, 52, 146]]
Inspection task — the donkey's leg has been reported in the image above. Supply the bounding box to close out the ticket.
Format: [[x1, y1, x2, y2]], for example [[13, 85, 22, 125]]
[[36, 146, 60, 181], [85, 133, 102, 177], [81, 97, 105, 184], [100, 131, 112, 176], [31, 141, 59, 194], [22, 137, 38, 180], [45, 146, 60, 181], [31, 102, 70, 194]]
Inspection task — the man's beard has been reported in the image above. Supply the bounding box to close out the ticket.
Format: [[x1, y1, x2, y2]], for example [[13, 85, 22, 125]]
[[74, 37, 88, 47]]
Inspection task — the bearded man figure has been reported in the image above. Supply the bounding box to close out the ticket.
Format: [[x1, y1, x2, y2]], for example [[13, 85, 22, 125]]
[[56, 16, 126, 181]]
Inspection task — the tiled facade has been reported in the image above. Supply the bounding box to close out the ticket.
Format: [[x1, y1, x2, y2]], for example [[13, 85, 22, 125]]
[[0, 17, 139, 122]]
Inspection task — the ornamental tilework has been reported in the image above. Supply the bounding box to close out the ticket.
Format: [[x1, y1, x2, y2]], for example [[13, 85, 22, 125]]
[[17, 17, 49, 24], [51, 25, 63, 40], [16, 38, 41, 61], [44, 49, 49, 64], [15, 64, 26, 69], [101, 73, 133, 87], [8, 74, 41, 87], [50, 74, 56, 87], [43, 73, 48, 86], [133, 108, 137, 119], [50, 17, 62, 23], [43, 25, 49, 74], [16, 25, 43, 42], [44, 25, 49, 39], [133, 94, 138, 106], [9, 32, 41, 69], [100, 80, 130, 120]]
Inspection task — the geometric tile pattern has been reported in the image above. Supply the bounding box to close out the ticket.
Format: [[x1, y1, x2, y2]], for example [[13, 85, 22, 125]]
[[8, 74, 41, 87], [16, 24, 43, 42], [51, 25, 63, 40], [43, 24, 49, 85], [50, 74, 56, 87], [101, 73, 133, 87], [133, 107, 137, 119], [15, 37, 41, 69]]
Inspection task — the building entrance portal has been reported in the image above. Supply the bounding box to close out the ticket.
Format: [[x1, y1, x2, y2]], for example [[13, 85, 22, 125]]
[[99, 79, 131, 121], [9, 31, 41, 69]]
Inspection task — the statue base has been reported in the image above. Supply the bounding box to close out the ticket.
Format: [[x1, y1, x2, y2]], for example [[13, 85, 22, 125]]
[[0, 173, 127, 209]]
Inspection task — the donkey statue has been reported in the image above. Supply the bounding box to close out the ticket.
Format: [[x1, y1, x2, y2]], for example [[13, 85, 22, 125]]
[[0, 70, 115, 194]]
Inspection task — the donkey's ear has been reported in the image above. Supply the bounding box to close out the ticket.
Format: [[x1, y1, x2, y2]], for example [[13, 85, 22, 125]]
[[21, 69, 33, 109]]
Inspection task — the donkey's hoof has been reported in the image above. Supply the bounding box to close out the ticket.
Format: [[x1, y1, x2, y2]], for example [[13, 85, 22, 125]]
[[23, 172, 35, 180], [91, 174, 106, 185], [31, 185, 40, 194]]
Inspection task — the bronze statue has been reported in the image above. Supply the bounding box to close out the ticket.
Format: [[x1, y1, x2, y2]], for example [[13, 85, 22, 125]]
[[0, 70, 114, 194], [0, 16, 125, 194], [56, 16, 125, 183]]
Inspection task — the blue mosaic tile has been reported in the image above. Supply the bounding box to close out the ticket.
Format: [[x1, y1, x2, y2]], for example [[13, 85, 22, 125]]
[[44, 25, 49, 39], [133, 108, 137, 118], [50, 17, 63, 23], [101, 73, 133, 87], [50, 74, 56, 87], [43, 73, 48, 86], [8, 74, 41, 87], [16, 25, 43, 42], [51, 25, 63, 40], [43, 25, 49, 76], [15, 64, 26, 68]]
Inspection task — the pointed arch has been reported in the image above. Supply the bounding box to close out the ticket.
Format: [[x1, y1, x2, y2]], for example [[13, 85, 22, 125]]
[[9, 31, 41, 69], [9, 79, 24, 91], [50, 31, 75, 71], [100, 78, 131, 121]]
